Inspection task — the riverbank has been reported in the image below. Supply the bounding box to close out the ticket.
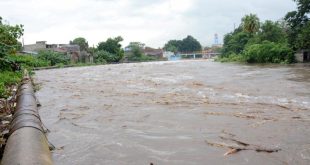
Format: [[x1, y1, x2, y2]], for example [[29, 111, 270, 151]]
[[0, 75, 19, 160]]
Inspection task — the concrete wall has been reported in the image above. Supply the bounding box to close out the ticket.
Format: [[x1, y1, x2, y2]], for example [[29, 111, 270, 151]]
[[295, 50, 310, 62], [295, 52, 304, 62], [23, 41, 47, 52], [163, 51, 174, 58], [80, 51, 93, 63]]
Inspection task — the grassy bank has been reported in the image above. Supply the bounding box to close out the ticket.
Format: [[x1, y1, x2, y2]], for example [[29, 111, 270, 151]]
[[0, 54, 50, 98], [0, 71, 21, 98]]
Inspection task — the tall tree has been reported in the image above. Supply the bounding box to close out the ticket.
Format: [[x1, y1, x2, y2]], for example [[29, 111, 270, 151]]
[[241, 14, 260, 35], [97, 36, 124, 62], [0, 16, 24, 57], [293, 0, 310, 18], [129, 45, 144, 60], [222, 28, 250, 56], [180, 35, 202, 52], [163, 40, 182, 53], [285, 0, 310, 49], [126, 42, 145, 50], [163, 36, 202, 53], [259, 20, 287, 43], [70, 37, 89, 51], [295, 21, 310, 49]]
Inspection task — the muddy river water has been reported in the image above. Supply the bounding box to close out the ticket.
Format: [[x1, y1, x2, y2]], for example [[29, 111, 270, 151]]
[[34, 60, 310, 165]]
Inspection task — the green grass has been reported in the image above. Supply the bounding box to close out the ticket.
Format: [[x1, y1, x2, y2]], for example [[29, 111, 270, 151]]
[[0, 71, 22, 98], [0, 54, 49, 98]]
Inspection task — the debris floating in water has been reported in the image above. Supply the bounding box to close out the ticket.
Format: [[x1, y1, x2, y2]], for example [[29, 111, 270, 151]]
[[205, 135, 281, 156]]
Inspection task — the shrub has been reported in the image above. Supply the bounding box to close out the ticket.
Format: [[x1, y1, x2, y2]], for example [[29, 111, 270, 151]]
[[0, 82, 5, 98], [216, 53, 246, 63], [0, 71, 22, 98], [243, 41, 294, 63], [128, 46, 143, 61], [97, 36, 124, 62], [0, 71, 22, 85], [37, 50, 70, 66], [94, 50, 114, 63], [127, 45, 157, 62], [0, 57, 13, 71], [6, 54, 49, 68]]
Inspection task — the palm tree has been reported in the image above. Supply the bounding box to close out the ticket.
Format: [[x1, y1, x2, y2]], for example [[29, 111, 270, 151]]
[[241, 14, 260, 35]]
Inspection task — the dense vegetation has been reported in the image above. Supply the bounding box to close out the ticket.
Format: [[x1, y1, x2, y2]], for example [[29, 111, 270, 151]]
[[163, 35, 202, 53], [219, 0, 309, 63], [70, 36, 160, 63], [37, 50, 70, 66], [0, 16, 23, 97], [126, 45, 156, 62], [285, 0, 310, 50], [95, 36, 124, 63], [0, 17, 53, 98]]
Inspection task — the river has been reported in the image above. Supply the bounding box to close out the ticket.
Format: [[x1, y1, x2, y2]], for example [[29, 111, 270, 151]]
[[34, 60, 310, 165]]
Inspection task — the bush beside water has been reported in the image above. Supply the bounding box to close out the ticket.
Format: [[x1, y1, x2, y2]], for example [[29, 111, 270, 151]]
[[217, 11, 307, 64], [0, 71, 22, 98], [218, 41, 295, 64], [0, 54, 51, 98]]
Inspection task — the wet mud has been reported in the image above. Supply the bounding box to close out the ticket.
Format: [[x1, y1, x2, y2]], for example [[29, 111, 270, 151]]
[[34, 60, 310, 165]]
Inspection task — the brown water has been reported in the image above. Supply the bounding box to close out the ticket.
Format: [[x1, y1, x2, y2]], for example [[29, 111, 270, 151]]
[[34, 60, 310, 165]]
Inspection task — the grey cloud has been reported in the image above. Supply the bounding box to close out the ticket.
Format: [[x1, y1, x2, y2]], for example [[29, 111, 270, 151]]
[[0, 0, 297, 47]]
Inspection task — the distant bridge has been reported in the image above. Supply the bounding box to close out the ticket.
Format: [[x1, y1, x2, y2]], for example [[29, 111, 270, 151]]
[[179, 51, 221, 59]]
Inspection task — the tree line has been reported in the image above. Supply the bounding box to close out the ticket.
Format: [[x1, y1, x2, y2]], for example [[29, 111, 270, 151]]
[[71, 35, 205, 63], [220, 0, 310, 63], [69, 36, 158, 63]]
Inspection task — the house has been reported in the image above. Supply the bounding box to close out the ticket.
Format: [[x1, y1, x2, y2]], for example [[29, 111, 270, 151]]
[[295, 50, 310, 62], [23, 41, 80, 54], [56, 44, 81, 63], [23, 41, 93, 63], [143, 47, 163, 59], [23, 41, 52, 52]]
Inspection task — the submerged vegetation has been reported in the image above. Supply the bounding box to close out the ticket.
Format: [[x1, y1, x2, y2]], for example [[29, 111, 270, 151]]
[[218, 0, 310, 63]]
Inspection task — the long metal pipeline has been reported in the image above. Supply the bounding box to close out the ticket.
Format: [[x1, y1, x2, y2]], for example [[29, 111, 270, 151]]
[[1, 71, 53, 165]]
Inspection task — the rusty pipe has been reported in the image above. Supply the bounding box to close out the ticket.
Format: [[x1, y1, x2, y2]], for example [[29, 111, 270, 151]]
[[1, 71, 53, 165]]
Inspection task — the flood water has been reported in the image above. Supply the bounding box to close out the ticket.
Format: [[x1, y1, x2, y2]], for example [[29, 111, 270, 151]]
[[34, 60, 310, 165]]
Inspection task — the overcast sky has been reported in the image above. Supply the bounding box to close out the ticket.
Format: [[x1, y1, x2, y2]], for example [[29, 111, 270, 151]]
[[0, 0, 296, 48]]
